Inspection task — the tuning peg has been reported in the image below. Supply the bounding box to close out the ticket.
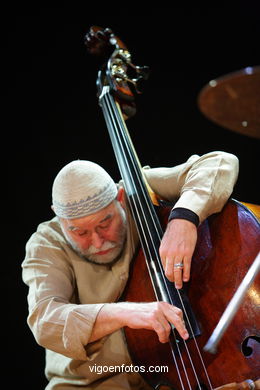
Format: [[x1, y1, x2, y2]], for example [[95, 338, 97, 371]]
[[136, 66, 150, 80], [84, 27, 117, 56]]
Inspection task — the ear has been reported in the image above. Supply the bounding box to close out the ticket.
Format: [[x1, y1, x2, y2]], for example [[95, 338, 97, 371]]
[[116, 186, 125, 205]]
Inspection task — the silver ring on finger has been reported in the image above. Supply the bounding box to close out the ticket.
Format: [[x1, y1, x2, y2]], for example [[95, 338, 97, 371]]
[[174, 262, 184, 269]]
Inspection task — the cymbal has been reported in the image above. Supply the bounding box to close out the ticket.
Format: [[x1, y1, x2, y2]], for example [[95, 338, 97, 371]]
[[198, 66, 260, 138]]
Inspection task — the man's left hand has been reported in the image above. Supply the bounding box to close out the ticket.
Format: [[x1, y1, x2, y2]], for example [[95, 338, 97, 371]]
[[159, 219, 197, 289]]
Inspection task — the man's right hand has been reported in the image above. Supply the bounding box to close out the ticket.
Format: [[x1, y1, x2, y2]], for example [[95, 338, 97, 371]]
[[89, 301, 189, 343]]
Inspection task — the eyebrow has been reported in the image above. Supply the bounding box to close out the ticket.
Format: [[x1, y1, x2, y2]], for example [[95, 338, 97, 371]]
[[68, 225, 80, 231], [68, 213, 113, 231], [100, 213, 113, 223]]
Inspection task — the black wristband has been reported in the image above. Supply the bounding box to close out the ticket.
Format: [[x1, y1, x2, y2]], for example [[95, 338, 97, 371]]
[[168, 207, 200, 227]]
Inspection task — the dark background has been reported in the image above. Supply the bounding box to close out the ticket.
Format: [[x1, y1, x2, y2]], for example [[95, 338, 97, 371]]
[[6, 3, 259, 388]]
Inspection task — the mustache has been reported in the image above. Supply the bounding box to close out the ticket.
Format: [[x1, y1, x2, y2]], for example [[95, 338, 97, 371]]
[[87, 241, 117, 255]]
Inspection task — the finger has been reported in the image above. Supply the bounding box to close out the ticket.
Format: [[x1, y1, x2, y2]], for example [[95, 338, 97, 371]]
[[153, 318, 171, 343], [161, 303, 189, 340], [165, 257, 175, 282], [159, 246, 167, 269], [174, 316, 189, 340], [160, 255, 166, 269], [171, 309, 189, 340], [173, 259, 184, 289], [183, 255, 192, 282]]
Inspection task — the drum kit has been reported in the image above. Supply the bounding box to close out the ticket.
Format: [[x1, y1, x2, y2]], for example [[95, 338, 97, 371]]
[[197, 65, 260, 355], [197, 65, 260, 218], [197, 65, 260, 139]]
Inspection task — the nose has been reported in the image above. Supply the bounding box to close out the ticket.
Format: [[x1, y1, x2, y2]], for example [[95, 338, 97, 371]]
[[91, 231, 105, 249]]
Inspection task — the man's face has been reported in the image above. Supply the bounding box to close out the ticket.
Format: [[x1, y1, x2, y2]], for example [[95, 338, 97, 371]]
[[59, 197, 127, 265]]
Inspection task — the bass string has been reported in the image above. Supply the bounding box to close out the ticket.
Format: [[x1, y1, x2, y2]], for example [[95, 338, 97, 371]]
[[100, 89, 211, 389], [105, 94, 203, 384], [180, 305, 213, 390], [102, 91, 194, 389], [101, 94, 195, 390], [102, 90, 202, 389], [105, 93, 202, 390]]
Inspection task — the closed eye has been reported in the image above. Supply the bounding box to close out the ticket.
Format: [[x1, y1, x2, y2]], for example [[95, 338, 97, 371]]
[[99, 221, 111, 229], [78, 230, 88, 236], [99, 213, 113, 229]]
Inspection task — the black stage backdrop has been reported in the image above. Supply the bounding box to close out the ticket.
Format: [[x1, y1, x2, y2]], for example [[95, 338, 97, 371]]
[[6, 3, 260, 388]]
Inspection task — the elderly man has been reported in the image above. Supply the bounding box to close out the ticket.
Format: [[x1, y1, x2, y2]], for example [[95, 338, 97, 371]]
[[22, 151, 239, 389]]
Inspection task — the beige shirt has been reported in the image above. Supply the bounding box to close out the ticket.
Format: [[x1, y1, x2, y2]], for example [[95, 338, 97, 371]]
[[22, 152, 239, 389]]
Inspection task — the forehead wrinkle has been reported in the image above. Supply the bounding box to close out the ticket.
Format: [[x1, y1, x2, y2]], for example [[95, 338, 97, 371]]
[[67, 211, 114, 231]]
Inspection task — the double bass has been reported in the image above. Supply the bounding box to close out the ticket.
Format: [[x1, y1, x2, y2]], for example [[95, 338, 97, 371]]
[[85, 26, 260, 390]]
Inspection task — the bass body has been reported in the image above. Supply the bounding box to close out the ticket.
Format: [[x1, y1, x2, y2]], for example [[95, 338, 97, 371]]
[[124, 199, 260, 389]]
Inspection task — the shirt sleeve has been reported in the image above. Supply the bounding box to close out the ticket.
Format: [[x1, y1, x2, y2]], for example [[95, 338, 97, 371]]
[[22, 236, 105, 361], [143, 151, 239, 223]]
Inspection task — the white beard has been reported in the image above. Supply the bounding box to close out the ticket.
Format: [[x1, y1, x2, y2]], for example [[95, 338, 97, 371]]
[[60, 205, 127, 266]]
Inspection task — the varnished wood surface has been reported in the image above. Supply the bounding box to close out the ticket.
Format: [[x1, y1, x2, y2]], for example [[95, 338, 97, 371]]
[[123, 200, 260, 389]]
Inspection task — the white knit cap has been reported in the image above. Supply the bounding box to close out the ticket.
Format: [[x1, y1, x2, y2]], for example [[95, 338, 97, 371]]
[[52, 160, 118, 219]]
